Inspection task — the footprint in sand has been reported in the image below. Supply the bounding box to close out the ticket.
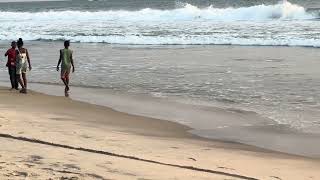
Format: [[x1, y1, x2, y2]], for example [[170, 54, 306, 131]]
[[50, 162, 62, 168], [170, 146, 179, 149], [96, 161, 113, 169], [25, 155, 44, 165], [59, 176, 79, 180], [29, 172, 40, 177], [86, 173, 106, 179], [270, 176, 282, 180], [80, 134, 92, 139], [0, 116, 9, 122], [24, 163, 35, 168], [7, 171, 28, 177], [63, 164, 81, 171]]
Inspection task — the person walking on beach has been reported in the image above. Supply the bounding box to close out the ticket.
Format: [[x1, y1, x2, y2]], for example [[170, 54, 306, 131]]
[[4, 41, 19, 90], [57, 40, 75, 97], [16, 38, 32, 94]]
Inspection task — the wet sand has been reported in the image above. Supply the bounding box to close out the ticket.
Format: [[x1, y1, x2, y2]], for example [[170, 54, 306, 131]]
[[0, 87, 319, 179]]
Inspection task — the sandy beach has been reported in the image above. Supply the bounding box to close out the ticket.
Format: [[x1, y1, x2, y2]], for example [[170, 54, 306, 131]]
[[0, 86, 319, 180], [1, 0, 320, 179]]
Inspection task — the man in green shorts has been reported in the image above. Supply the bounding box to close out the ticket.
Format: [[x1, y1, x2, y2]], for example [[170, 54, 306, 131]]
[[57, 40, 75, 97]]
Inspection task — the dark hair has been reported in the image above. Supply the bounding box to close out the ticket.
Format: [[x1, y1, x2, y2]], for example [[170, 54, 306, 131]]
[[17, 38, 23, 47], [64, 40, 70, 47]]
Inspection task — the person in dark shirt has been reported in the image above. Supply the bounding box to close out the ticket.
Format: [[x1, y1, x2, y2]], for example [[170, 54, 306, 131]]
[[4, 41, 19, 90]]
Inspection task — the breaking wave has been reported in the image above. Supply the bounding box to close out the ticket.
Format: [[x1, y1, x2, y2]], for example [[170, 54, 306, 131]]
[[0, 1, 319, 46]]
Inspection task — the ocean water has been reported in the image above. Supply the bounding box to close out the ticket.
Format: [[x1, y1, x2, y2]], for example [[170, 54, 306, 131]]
[[1, 0, 320, 156], [0, 0, 320, 46]]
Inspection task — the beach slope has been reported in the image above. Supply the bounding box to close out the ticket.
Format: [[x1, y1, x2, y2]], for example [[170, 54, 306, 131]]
[[0, 87, 319, 180]]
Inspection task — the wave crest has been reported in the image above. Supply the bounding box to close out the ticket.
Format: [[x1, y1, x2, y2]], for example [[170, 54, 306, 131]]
[[0, 1, 318, 46], [0, 1, 315, 21]]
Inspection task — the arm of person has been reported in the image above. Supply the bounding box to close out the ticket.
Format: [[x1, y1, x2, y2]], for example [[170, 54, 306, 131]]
[[26, 49, 32, 70], [15, 50, 18, 61], [4, 50, 9, 67], [4, 50, 9, 57], [57, 50, 62, 71], [70, 51, 75, 73]]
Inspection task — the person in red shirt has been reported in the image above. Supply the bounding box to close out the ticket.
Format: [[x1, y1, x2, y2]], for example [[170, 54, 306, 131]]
[[4, 41, 19, 90]]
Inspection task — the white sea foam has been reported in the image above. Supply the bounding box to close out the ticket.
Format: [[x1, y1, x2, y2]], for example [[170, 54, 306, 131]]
[[0, 1, 314, 21], [0, 1, 319, 46]]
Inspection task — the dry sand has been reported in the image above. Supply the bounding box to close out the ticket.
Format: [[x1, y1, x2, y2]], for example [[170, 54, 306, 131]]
[[0, 87, 319, 180]]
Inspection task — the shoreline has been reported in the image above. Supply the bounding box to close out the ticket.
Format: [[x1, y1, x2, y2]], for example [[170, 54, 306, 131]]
[[3, 81, 320, 159], [1, 41, 320, 158], [0, 84, 286, 155], [0, 86, 319, 179]]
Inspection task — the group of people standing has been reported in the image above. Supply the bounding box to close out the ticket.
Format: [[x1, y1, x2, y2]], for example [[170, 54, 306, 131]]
[[4, 38, 31, 94], [4, 39, 75, 96]]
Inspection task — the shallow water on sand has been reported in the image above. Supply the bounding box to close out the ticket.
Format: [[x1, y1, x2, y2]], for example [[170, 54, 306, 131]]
[[1, 41, 320, 157]]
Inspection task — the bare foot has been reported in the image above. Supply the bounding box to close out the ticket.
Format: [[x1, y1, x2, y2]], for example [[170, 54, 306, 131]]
[[20, 89, 27, 94], [64, 88, 69, 97]]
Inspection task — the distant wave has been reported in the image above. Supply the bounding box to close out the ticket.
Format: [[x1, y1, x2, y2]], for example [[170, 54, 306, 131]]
[[0, 1, 315, 21], [0, 1, 319, 46], [0, 34, 318, 47], [0, 0, 69, 2]]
